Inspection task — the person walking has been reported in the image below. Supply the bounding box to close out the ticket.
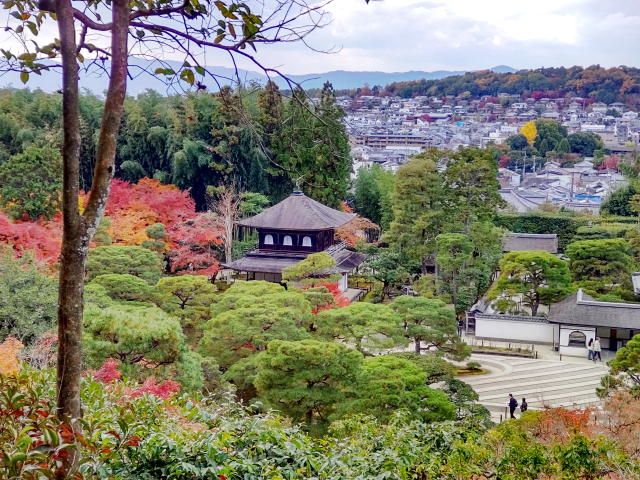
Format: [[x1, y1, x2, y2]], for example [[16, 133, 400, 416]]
[[587, 338, 594, 361], [520, 398, 528, 413], [508, 394, 518, 419], [592, 337, 602, 362]]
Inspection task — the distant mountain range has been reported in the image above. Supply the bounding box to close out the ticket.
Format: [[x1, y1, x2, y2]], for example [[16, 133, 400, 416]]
[[0, 58, 516, 95]]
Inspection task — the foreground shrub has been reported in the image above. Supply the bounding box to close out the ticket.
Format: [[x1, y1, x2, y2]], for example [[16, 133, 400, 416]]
[[1, 367, 639, 480]]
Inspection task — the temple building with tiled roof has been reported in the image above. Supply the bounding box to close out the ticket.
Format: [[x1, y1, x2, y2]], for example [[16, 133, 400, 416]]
[[225, 191, 367, 291]]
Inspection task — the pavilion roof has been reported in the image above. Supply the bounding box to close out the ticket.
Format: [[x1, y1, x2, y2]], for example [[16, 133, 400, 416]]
[[502, 232, 558, 254], [549, 289, 640, 329], [237, 191, 356, 230]]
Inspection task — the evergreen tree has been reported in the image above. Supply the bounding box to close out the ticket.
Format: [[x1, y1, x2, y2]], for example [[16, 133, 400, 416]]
[[0, 145, 62, 220], [556, 137, 571, 155], [387, 150, 447, 271], [309, 82, 351, 206]]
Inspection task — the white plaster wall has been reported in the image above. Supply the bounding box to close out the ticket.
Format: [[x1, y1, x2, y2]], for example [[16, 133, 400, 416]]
[[559, 346, 590, 357], [339, 274, 348, 293], [559, 326, 596, 357], [476, 318, 555, 343], [559, 326, 595, 346]]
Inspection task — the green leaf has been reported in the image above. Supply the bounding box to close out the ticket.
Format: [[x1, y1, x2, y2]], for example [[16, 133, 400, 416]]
[[195, 65, 205, 76], [20, 71, 29, 84], [180, 69, 195, 85], [214, 33, 225, 44], [154, 68, 174, 75], [18, 52, 37, 62]]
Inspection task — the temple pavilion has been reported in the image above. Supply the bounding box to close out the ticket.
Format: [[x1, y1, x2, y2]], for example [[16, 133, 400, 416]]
[[225, 191, 367, 292]]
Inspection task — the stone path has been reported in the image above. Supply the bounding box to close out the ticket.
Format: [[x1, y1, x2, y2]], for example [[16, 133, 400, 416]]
[[461, 354, 609, 422]]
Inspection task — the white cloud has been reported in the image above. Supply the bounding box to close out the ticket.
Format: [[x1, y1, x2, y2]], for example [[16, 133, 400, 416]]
[[0, 0, 638, 76]]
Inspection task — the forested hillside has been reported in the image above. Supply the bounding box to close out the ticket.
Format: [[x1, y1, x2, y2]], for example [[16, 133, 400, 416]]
[[0, 82, 350, 210], [341, 66, 640, 106]]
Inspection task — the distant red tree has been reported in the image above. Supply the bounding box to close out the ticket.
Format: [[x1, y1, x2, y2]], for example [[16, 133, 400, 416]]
[[598, 155, 620, 171], [0, 212, 61, 265], [168, 212, 223, 277]]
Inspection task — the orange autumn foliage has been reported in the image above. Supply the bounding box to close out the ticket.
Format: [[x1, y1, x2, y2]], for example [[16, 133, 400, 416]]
[[601, 392, 640, 459], [1, 178, 225, 277], [335, 215, 380, 247], [525, 407, 594, 444], [98, 178, 197, 247], [0, 336, 24, 375]]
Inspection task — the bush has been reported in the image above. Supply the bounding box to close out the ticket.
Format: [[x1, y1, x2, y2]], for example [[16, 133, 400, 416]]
[[466, 361, 482, 372], [0, 368, 637, 480], [495, 213, 638, 251], [88, 273, 153, 302], [0, 248, 57, 344], [86, 245, 164, 284]]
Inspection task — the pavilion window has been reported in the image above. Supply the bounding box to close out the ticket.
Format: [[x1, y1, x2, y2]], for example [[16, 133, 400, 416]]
[[283, 235, 293, 246], [302, 236, 312, 247], [264, 234, 274, 245], [568, 330, 587, 347]]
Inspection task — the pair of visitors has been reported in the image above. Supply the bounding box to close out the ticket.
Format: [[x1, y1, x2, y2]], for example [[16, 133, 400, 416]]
[[508, 394, 528, 419], [592, 337, 602, 362]]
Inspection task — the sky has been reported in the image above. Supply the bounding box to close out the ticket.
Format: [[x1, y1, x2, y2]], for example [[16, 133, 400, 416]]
[[0, 0, 638, 76], [253, 0, 640, 74]]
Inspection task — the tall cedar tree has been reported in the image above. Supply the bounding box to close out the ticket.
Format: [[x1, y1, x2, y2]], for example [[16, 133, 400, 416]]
[[277, 85, 350, 206]]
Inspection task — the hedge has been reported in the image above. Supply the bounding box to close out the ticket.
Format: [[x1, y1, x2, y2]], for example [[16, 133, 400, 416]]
[[495, 213, 638, 251]]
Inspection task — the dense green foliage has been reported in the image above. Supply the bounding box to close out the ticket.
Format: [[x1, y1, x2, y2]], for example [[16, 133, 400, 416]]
[[338, 355, 457, 423], [254, 339, 362, 429], [316, 302, 406, 355], [86, 246, 164, 284], [565, 238, 636, 299], [567, 132, 605, 157], [154, 275, 218, 333], [200, 282, 310, 370], [384, 147, 503, 308], [0, 145, 62, 220], [490, 251, 572, 316], [603, 334, 640, 396], [390, 296, 469, 359], [601, 184, 639, 217], [376, 66, 640, 105], [2, 370, 639, 479], [352, 164, 395, 228], [281, 251, 338, 286], [0, 86, 351, 210], [0, 249, 57, 344], [88, 274, 154, 302]]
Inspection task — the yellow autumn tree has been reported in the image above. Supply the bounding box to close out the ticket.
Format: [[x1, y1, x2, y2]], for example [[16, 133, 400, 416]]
[[0, 336, 24, 375], [520, 120, 538, 146]]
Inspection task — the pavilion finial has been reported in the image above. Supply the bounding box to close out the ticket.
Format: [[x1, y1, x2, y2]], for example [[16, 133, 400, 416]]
[[293, 176, 304, 195]]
